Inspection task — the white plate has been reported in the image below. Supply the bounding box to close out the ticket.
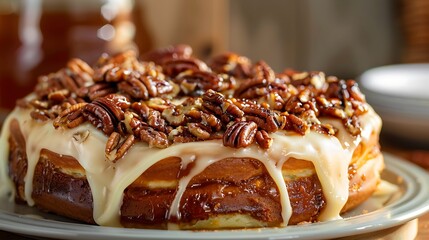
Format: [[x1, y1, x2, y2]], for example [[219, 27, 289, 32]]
[[0, 153, 429, 240]]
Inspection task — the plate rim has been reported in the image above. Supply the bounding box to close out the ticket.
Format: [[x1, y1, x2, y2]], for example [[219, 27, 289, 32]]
[[0, 152, 429, 240]]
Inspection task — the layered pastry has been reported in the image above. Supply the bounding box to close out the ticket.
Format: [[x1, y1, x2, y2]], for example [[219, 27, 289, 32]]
[[0, 45, 383, 229]]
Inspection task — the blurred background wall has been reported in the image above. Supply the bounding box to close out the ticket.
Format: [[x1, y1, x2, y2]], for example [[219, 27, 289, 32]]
[[229, 0, 400, 76], [0, 0, 427, 123], [141, 0, 401, 77]]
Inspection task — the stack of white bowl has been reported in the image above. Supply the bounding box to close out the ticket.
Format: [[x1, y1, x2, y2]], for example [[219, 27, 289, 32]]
[[359, 64, 429, 146]]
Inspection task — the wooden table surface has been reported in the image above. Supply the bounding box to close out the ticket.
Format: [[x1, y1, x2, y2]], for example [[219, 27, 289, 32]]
[[0, 136, 428, 240]]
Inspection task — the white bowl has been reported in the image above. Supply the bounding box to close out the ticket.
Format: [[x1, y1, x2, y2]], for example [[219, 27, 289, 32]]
[[359, 64, 429, 146], [360, 64, 429, 100]]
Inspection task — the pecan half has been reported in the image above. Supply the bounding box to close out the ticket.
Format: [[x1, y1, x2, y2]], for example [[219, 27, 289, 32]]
[[87, 83, 117, 101], [30, 109, 51, 122], [223, 121, 257, 148], [145, 97, 172, 112], [201, 112, 222, 132], [287, 114, 309, 135], [67, 58, 94, 78], [141, 44, 193, 65], [175, 71, 222, 96], [105, 66, 133, 83], [188, 123, 211, 140], [82, 94, 130, 135], [48, 89, 70, 103], [60, 67, 92, 98], [255, 130, 273, 149], [162, 58, 209, 77], [115, 134, 135, 160], [131, 102, 151, 120], [105, 132, 121, 154], [252, 61, 275, 83], [118, 75, 174, 100], [53, 103, 87, 129], [242, 104, 279, 133], [105, 132, 135, 161], [123, 111, 145, 137]]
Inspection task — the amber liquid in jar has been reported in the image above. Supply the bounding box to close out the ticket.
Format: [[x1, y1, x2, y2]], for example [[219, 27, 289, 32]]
[[0, 0, 151, 124]]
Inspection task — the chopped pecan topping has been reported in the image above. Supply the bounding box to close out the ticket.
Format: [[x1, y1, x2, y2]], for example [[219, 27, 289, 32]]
[[147, 109, 167, 132], [73, 130, 90, 143], [209, 52, 252, 79], [140, 127, 169, 148], [343, 116, 361, 136], [235, 63, 295, 112], [311, 124, 337, 136], [93, 51, 145, 83], [202, 89, 244, 123], [21, 45, 371, 151], [235, 61, 276, 99], [187, 123, 211, 140], [30, 109, 51, 122], [168, 126, 196, 143], [201, 112, 222, 132], [162, 106, 186, 126]]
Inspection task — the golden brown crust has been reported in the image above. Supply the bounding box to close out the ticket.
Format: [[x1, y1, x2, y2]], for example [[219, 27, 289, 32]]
[[7, 118, 381, 229], [8, 119, 27, 203], [32, 152, 94, 224]]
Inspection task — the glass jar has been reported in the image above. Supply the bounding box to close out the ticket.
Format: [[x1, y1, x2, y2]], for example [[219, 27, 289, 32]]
[[0, 0, 152, 124]]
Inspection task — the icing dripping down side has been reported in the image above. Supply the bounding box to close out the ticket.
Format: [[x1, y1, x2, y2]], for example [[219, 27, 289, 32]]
[[0, 105, 382, 227]]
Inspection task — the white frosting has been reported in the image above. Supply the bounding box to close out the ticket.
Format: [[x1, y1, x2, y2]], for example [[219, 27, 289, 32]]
[[0, 104, 381, 227]]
